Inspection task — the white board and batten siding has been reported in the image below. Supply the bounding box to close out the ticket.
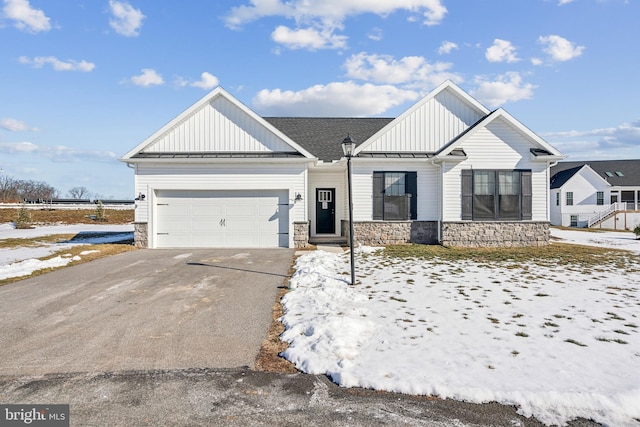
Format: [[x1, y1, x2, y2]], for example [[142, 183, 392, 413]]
[[351, 161, 440, 221], [135, 163, 306, 248], [363, 90, 484, 153], [442, 118, 551, 222], [142, 96, 294, 154]]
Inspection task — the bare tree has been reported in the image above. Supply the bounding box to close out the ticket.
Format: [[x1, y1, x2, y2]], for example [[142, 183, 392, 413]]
[[68, 186, 91, 200], [0, 175, 59, 202]]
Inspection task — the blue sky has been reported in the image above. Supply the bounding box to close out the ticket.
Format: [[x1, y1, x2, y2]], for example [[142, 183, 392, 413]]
[[1, 0, 639, 199]]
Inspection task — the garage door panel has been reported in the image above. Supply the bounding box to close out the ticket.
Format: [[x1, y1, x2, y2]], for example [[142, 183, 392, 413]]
[[155, 190, 288, 248]]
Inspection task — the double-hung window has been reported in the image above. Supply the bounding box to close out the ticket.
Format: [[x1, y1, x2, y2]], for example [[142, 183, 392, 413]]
[[461, 169, 532, 221], [373, 171, 417, 220], [596, 191, 604, 206], [566, 192, 573, 206]]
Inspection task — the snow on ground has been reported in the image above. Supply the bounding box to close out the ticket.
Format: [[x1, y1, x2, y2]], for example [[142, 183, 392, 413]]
[[283, 230, 640, 426], [551, 228, 640, 252], [0, 222, 133, 280]]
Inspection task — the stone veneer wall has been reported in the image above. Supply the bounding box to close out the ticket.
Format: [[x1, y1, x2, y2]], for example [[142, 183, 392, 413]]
[[341, 220, 438, 246], [134, 222, 148, 248], [441, 221, 550, 247], [293, 221, 310, 248]]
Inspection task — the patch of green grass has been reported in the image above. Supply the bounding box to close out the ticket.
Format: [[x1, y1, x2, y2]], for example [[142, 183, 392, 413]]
[[613, 339, 628, 344], [487, 317, 500, 324], [389, 296, 407, 303], [381, 243, 639, 271], [515, 332, 529, 337], [543, 322, 559, 328], [565, 339, 587, 347]]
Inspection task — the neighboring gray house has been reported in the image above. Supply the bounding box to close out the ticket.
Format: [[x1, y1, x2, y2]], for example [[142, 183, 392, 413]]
[[120, 81, 564, 249], [550, 160, 640, 228]]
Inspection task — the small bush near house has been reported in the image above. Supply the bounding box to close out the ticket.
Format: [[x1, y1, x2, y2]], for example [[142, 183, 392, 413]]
[[634, 224, 640, 239], [93, 200, 107, 222], [15, 203, 33, 229]]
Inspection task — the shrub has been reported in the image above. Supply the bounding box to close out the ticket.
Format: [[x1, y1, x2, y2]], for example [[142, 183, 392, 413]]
[[15, 203, 33, 229], [93, 200, 107, 222], [634, 224, 640, 240]]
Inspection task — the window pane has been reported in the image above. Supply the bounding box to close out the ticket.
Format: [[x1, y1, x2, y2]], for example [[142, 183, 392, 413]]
[[473, 195, 495, 219], [385, 173, 405, 196], [384, 195, 410, 220], [474, 171, 495, 195], [498, 171, 519, 195], [566, 192, 573, 206], [499, 195, 520, 220], [596, 191, 604, 205]]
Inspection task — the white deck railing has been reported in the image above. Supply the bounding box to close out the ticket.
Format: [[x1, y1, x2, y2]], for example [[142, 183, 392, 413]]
[[587, 202, 627, 228]]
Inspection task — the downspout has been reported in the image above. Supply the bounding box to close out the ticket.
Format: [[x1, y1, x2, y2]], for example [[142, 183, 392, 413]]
[[430, 157, 443, 244], [548, 161, 559, 223]]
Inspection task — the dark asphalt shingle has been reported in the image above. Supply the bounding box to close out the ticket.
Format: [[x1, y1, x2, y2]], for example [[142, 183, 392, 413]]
[[550, 160, 640, 187], [265, 117, 393, 162]]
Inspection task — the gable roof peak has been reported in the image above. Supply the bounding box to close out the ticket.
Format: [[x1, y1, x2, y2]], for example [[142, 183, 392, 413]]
[[120, 85, 315, 161]]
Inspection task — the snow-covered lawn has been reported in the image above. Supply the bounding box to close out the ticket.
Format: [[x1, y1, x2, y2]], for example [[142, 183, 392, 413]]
[[0, 223, 134, 281], [283, 229, 640, 426]]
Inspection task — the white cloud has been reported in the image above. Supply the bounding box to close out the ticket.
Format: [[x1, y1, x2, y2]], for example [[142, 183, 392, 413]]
[[271, 25, 347, 50], [538, 35, 585, 62], [225, 0, 447, 28], [344, 52, 462, 90], [438, 41, 458, 55], [485, 39, 519, 63], [541, 119, 640, 160], [177, 72, 219, 90], [253, 81, 419, 116], [225, 0, 446, 50], [531, 57, 543, 66], [108, 0, 144, 37], [542, 119, 640, 153], [470, 72, 536, 108], [558, 0, 575, 5], [18, 56, 95, 72], [0, 117, 37, 132], [367, 27, 383, 41], [0, 141, 117, 162], [130, 68, 164, 87], [2, 0, 51, 33]]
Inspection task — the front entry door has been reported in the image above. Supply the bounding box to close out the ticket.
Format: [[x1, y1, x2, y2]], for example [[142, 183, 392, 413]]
[[316, 188, 335, 234]]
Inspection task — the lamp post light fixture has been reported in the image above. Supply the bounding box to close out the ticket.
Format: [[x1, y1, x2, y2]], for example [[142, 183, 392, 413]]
[[342, 134, 356, 286]]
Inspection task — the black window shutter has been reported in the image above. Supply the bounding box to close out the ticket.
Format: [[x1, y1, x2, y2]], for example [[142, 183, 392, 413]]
[[461, 169, 473, 220], [521, 170, 532, 220], [406, 172, 417, 220], [372, 172, 384, 220]]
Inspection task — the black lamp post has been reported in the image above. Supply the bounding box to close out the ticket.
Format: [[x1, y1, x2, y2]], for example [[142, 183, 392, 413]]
[[342, 134, 356, 285]]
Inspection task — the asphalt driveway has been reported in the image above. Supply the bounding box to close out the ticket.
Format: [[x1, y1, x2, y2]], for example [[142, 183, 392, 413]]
[[0, 248, 294, 377]]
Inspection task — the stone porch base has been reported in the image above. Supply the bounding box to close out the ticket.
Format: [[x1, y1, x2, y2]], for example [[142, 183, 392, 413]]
[[134, 222, 148, 248], [441, 221, 550, 247]]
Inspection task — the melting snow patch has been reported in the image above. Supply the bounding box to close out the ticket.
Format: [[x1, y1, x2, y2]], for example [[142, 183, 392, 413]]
[[282, 243, 640, 426], [0, 256, 74, 280]]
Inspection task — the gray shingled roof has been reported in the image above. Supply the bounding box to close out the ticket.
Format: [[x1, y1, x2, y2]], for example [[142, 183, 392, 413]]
[[264, 117, 393, 162], [550, 160, 640, 187]]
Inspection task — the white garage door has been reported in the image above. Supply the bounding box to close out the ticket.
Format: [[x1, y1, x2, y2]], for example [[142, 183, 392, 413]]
[[155, 190, 289, 248]]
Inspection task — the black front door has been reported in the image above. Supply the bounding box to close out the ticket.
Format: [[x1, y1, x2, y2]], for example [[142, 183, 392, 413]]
[[316, 188, 335, 234]]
